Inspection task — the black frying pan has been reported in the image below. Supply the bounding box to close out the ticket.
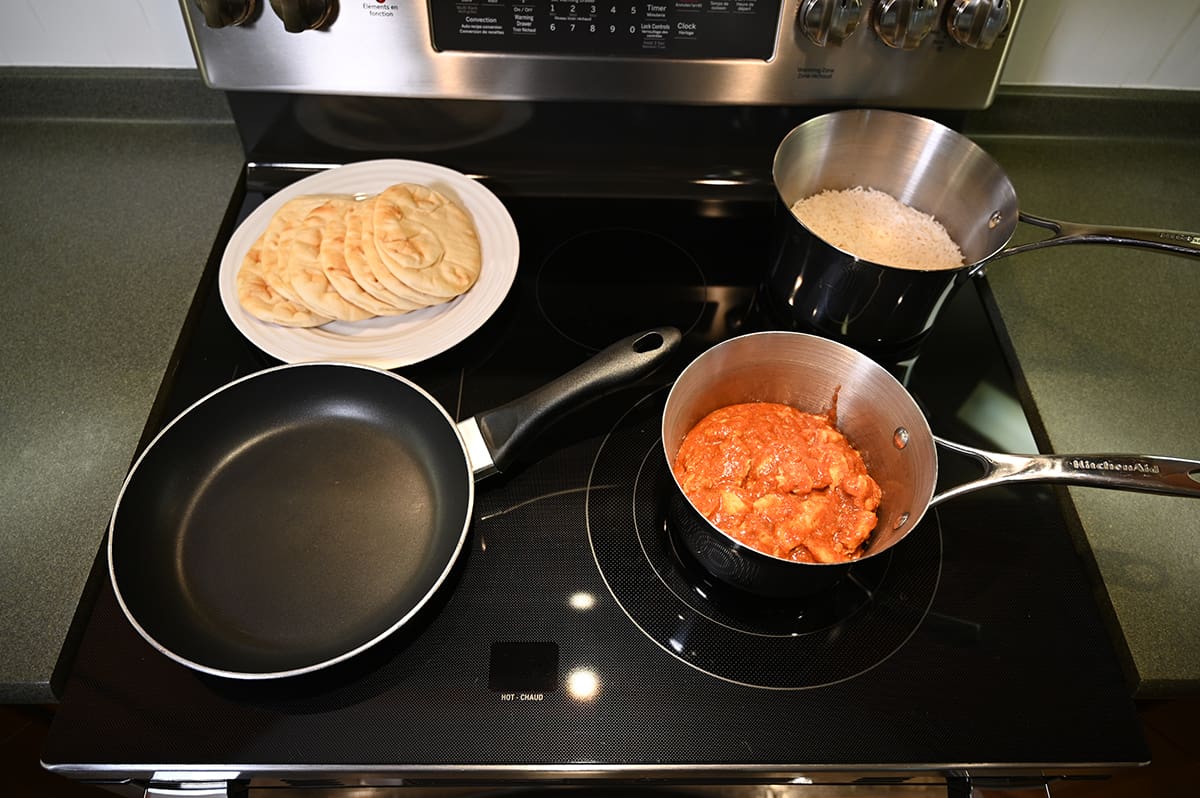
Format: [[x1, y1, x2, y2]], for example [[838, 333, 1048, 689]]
[[110, 328, 680, 679]]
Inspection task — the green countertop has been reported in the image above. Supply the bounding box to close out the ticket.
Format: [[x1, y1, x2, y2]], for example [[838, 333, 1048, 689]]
[[0, 72, 1196, 702], [0, 69, 243, 702], [962, 90, 1200, 697]]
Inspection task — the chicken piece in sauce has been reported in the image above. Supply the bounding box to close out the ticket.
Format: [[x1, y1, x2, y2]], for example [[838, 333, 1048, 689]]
[[672, 402, 881, 564]]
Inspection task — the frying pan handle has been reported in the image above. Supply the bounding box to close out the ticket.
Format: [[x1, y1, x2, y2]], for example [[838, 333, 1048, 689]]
[[472, 327, 682, 475], [997, 212, 1200, 260], [931, 436, 1200, 506]]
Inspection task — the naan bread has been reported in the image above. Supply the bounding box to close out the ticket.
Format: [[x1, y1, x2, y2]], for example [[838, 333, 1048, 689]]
[[258, 195, 343, 305], [359, 195, 446, 307], [318, 200, 418, 317], [236, 234, 333, 328], [371, 183, 481, 299], [235, 181, 483, 329], [282, 197, 376, 322], [342, 199, 433, 311]]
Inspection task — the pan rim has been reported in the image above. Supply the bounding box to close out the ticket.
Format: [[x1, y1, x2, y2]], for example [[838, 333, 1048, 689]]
[[772, 107, 1020, 270], [107, 360, 475, 680]]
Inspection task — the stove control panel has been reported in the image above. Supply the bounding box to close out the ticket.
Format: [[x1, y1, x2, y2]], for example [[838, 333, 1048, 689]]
[[180, 0, 1024, 107], [430, 2, 783, 60]]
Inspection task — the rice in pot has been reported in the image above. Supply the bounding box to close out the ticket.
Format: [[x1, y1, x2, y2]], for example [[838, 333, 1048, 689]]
[[790, 186, 964, 271]]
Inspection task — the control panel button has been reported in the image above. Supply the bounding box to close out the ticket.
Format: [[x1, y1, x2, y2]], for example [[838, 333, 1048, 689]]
[[946, 0, 1011, 49], [269, 0, 337, 32], [872, 0, 941, 50], [798, 0, 865, 47], [194, 0, 256, 28]]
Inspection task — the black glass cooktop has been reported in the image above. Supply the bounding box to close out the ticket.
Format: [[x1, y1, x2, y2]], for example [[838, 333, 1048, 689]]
[[44, 179, 1147, 790]]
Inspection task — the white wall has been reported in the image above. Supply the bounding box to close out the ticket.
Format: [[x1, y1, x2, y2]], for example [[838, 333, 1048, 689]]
[[1, 0, 1198, 90], [0, 1, 196, 69], [1001, 0, 1200, 89]]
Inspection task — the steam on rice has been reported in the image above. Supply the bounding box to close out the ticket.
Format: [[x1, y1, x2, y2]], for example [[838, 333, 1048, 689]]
[[790, 186, 964, 271]]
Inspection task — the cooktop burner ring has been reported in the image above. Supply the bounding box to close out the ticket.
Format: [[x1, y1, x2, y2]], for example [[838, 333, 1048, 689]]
[[534, 227, 709, 351], [639, 450, 891, 639], [587, 388, 943, 690]]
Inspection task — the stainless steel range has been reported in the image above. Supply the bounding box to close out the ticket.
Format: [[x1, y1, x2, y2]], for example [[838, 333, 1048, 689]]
[[44, 1, 1151, 796], [181, 0, 1019, 106]]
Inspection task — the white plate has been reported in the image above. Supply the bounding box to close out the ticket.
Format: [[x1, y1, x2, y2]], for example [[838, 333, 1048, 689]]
[[218, 159, 519, 368]]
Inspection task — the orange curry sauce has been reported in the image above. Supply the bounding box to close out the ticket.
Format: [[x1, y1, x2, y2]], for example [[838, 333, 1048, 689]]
[[672, 402, 881, 564]]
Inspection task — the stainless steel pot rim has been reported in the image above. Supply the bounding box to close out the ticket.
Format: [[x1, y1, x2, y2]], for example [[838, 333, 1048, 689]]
[[771, 108, 1018, 271]]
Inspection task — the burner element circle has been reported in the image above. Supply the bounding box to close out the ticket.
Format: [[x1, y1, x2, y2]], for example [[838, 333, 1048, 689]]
[[587, 390, 942, 690], [536, 228, 707, 350]]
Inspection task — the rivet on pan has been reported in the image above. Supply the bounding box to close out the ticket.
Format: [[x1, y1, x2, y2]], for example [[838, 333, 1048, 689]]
[[893, 427, 909, 449], [988, 211, 1003, 229], [893, 512, 910, 530]]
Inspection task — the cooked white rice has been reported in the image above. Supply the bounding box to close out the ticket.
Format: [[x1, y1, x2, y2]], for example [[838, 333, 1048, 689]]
[[790, 186, 964, 270]]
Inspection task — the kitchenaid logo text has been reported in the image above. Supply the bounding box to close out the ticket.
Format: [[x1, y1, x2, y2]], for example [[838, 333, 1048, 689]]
[[797, 67, 835, 80], [1069, 458, 1160, 475], [1158, 231, 1200, 245]]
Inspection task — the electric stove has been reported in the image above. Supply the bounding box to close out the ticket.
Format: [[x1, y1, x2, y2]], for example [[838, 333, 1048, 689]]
[[42, 165, 1147, 797], [43, 2, 1147, 794]]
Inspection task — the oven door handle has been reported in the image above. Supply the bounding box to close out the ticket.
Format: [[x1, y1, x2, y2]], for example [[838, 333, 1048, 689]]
[[947, 775, 1057, 796], [144, 777, 247, 797]]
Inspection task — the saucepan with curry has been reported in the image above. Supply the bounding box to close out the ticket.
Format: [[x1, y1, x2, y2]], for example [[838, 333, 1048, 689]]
[[662, 331, 1200, 598]]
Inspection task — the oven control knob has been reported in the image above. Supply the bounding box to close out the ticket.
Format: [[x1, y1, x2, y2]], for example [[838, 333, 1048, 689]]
[[194, 0, 256, 28], [798, 0, 865, 47], [946, 0, 1011, 49], [269, 0, 338, 32], [872, 0, 941, 50]]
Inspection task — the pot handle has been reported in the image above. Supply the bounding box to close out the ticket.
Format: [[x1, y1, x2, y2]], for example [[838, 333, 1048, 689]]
[[469, 327, 681, 476], [930, 436, 1200, 507], [996, 211, 1200, 261]]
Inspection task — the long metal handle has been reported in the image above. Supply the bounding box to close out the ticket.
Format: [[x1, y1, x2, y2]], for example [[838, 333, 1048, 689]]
[[999, 211, 1200, 260], [930, 436, 1200, 507]]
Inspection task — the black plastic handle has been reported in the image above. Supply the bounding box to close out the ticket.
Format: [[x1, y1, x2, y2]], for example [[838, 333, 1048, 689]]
[[476, 327, 681, 473]]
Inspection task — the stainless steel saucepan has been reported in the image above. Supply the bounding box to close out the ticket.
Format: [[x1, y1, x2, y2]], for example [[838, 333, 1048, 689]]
[[761, 109, 1200, 364], [661, 331, 1200, 597]]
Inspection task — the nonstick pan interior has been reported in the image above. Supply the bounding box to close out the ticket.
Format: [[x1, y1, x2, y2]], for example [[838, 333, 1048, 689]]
[[109, 364, 473, 678]]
